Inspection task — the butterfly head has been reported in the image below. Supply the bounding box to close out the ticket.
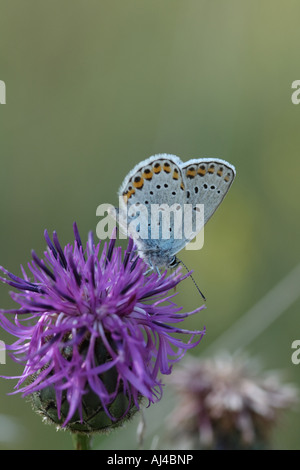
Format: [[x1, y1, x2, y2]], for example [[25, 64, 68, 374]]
[[145, 251, 177, 270]]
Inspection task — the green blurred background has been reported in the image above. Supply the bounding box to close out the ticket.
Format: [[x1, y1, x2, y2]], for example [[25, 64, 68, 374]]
[[0, 0, 300, 450]]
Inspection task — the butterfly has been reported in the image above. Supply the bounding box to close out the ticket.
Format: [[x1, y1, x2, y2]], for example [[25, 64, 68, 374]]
[[114, 154, 236, 275]]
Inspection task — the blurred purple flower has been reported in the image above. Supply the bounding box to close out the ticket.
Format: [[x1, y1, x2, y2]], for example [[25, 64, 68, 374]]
[[167, 353, 299, 449], [0, 223, 205, 432]]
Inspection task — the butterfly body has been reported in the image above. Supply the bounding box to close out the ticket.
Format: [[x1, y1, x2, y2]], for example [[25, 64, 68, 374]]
[[116, 154, 236, 270]]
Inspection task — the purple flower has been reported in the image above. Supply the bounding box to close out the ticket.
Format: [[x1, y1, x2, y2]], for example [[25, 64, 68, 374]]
[[166, 353, 299, 449], [0, 223, 205, 432]]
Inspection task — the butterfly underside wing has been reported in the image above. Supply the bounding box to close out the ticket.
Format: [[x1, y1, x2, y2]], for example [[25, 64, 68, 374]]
[[116, 154, 236, 268]]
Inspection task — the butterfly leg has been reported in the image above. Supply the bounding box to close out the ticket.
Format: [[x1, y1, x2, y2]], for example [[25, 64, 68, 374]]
[[144, 260, 161, 278], [143, 259, 154, 275]]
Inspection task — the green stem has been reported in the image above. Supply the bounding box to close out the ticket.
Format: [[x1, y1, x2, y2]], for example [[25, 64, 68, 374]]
[[72, 432, 92, 450]]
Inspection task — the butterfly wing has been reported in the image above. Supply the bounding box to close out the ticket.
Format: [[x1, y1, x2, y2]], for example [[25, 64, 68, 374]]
[[180, 158, 236, 240], [116, 155, 236, 267], [117, 154, 187, 265]]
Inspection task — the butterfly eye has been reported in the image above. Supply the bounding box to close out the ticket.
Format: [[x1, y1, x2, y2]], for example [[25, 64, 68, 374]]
[[168, 256, 179, 268]]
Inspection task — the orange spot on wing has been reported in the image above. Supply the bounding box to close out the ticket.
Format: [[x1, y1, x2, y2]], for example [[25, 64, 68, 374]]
[[198, 167, 206, 176], [123, 188, 136, 202], [142, 170, 153, 180], [133, 177, 144, 189], [186, 168, 196, 178], [172, 169, 179, 180]]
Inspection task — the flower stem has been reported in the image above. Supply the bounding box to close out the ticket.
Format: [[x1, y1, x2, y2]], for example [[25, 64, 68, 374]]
[[72, 433, 92, 450]]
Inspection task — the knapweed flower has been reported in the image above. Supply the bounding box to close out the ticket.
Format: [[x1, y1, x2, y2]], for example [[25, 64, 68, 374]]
[[0, 223, 205, 434], [166, 353, 298, 450]]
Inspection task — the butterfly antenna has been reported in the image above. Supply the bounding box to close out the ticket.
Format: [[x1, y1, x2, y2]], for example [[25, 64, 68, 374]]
[[178, 259, 206, 301]]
